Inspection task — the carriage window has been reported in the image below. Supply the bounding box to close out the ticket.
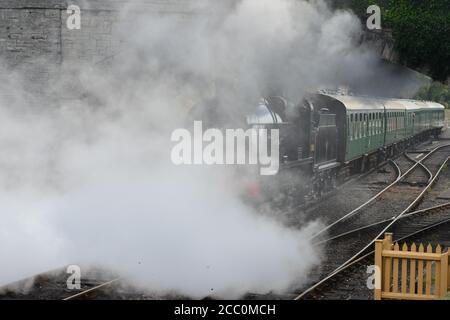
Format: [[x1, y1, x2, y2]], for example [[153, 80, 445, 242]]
[[373, 113, 376, 134], [380, 113, 383, 132], [378, 113, 381, 134], [361, 113, 364, 138], [349, 115, 353, 140], [364, 114, 368, 137], [377, 113, 380, 134], [352, 114, 355, 140], [375, 113, 378, 134], [390, 113, 393, 131], [381, 113, 383, 132], [372, 113, 375, 135], [358, 114, 361, 138], [349, 115, 352, 140], [386, 113, 388, 132], [387, 113, 390, 132], [391, 113, 393, 132], [376, 113, 379, 134], [357, 114, 360, 139], [371, 113, 375, 135], [356, 114, 359, 138], [389, 113, 391, 132]]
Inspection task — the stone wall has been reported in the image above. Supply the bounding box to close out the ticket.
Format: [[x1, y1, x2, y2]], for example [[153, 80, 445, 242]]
[[0, 6, 62, 93], [0, 0, 204, 96], [362, 29, 399, 63]]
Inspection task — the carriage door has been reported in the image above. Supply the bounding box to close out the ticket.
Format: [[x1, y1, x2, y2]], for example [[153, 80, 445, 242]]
[[315, 111, 338, 165]]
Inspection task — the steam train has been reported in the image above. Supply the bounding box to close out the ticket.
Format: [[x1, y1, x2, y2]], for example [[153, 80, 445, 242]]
[[246, 93, 445, 205], [190, 92, 445, 205]]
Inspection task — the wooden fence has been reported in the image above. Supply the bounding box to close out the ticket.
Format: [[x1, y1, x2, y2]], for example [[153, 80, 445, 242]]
[[374, 233, 449, 300]]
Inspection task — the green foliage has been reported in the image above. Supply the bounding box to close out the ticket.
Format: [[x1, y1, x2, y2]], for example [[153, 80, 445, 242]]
[[349, 0, 374, 16], [415, 81, 450, 108], [350, 0, 450, 81]]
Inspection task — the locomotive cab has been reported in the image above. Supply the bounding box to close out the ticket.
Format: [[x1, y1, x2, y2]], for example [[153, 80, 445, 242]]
[[247, 96, 311, 165]]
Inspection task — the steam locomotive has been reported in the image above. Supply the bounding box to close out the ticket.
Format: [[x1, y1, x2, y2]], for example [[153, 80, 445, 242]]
[[246, 93, 445, 205]]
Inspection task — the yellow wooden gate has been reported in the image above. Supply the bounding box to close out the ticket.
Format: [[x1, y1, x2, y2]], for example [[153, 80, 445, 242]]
[[374, 233, 449, 300]]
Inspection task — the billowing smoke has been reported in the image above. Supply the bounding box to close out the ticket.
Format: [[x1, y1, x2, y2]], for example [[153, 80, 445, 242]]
[[0, 0, 392, 298]]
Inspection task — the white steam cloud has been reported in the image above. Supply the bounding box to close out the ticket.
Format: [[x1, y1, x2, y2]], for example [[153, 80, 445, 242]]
[[0, 0, 386, 298]]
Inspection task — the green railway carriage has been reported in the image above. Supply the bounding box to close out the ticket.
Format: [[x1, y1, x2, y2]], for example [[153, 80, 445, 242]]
[[345, 98, 386, 161], [311, 94, 445, 164], [384, 100, 408, 146]]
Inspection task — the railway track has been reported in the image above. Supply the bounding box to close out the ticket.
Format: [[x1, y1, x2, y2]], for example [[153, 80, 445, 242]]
[[309, 146, 441, 241], [0, 267, 179, 300], [299, 209, 450, 300], [316, 202, 450, 245], [62, 278, 121, 300], [295, 139, 446, 228], [270, 158, 400, 227], [295, 144, 450, 299], [0, 267, 123, 300], [293, 159, 400, 228], [246, 202, 450, 301]]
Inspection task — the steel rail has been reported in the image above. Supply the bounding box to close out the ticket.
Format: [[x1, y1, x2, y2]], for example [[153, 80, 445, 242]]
[[295, 205, 450, 300], [295, 144, 450, 300], [62, 278, 121, 300], [404, 152, 433, 185], [314, 202, 450, 245], [300, 159, 396, 214], [309, 145, 447, 241], [308, 159, 401, 240]]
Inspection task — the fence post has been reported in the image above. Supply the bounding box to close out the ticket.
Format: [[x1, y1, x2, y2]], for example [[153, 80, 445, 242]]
[[448, 252, 450, 292], [383, 233, 394, 250], [375, 239, 383, 300], [383, 233, 393, 296], [441, 251, 449, 297]]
